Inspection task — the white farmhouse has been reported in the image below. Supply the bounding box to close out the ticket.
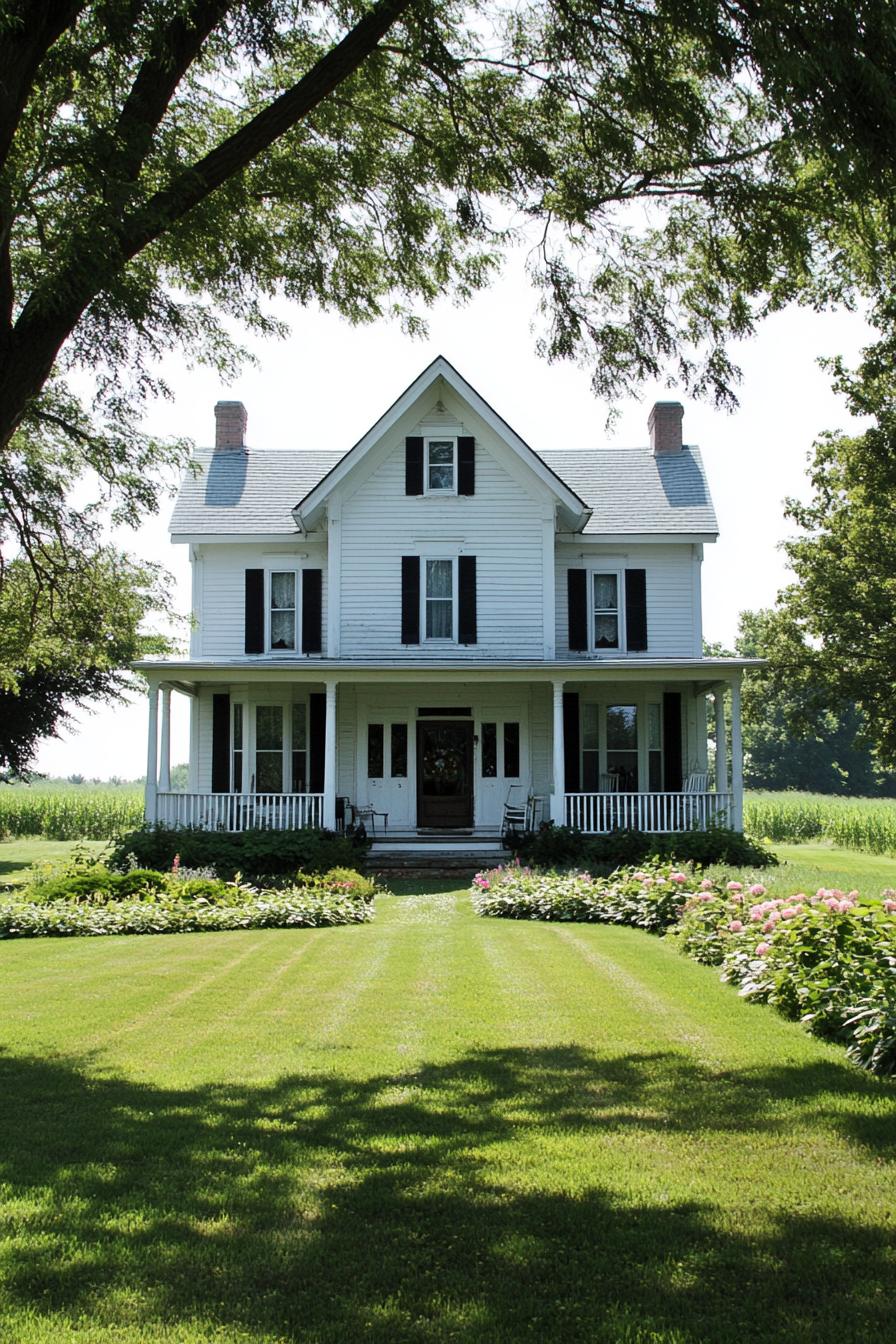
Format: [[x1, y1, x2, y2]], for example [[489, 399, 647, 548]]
[[137, 356, 752, 856]]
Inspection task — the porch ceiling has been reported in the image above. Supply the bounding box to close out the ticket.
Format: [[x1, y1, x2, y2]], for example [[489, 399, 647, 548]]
[[135, 656, 761, 690]]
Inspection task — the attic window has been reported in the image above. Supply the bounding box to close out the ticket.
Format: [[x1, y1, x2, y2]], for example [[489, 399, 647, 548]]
[[426, 439, 455, 493]]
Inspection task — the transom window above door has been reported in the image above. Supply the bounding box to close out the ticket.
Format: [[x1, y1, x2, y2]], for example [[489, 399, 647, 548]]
[[426, 439, 456, 493]]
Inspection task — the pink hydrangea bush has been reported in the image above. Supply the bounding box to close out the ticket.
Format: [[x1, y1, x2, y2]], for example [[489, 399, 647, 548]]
[[677, 882, 896, 1074]]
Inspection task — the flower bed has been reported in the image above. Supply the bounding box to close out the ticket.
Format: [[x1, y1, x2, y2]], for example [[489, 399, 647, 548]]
[[471, 860, 696, 932], [472, 863, 896, 1074], [0, 853, 377, 939], [0, 890, 374, 939]]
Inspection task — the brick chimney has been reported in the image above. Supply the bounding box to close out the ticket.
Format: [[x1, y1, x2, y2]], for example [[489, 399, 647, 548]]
[[648, 401, 683, 455], [214, 400, 247, 450]]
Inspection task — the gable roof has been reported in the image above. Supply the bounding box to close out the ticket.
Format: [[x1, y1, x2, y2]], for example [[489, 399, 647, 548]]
[[541, 445, 718, 535], [169, 357, 718, 539], [294, 355, 591, 530]]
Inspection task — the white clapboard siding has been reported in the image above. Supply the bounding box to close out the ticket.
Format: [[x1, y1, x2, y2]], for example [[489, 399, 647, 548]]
[[554, 542, 700, 658], [339, 412, 548, 660], [195, 541, 328, 659]]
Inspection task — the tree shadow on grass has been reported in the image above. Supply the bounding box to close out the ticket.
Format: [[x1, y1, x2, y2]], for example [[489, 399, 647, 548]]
[[0, 1046, 894, 1342]]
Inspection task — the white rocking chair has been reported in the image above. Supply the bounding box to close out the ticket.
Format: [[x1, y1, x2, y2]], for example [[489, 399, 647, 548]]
[[502, 785, 535, 837]]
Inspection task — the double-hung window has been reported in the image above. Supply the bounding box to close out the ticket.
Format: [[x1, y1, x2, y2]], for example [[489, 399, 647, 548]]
[[269, 571, 297, 651], [425, 558, 454, 639], [425, 438, 456, 493], [593, 572, 621, 651]]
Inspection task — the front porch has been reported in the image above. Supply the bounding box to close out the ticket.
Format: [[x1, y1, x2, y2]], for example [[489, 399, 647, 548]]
[[140, 660, 747, 842]]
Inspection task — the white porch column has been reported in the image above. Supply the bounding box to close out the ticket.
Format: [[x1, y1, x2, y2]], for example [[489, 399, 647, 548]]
[[323, 679, 337, 830], [730, 678, 744, 830], [158, 686, 172, 793], [145, 682, 159, 823], [714, 688, 729, 793], [550, 679, 566, 825]]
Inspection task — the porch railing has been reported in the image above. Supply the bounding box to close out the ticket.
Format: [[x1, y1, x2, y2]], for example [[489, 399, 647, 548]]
[[565, 792, 733, 834], [155, 792, 324, 831]]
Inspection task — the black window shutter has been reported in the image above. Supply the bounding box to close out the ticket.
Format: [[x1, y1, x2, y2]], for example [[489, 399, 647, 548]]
[[244, 569, 264, 653], [562, 691, 581, 793], [663, 691, 683, 792], [458, 555, 477, 643], [625, 569, 648, 651], [211, 694, 230, 793], [458, 436, 475, 495], [567, 568, 588, 651], [405, 437, 423, 495], [308, 693, 326, 794], [301, 569, 323, 653], [401, 556, 420, 643]]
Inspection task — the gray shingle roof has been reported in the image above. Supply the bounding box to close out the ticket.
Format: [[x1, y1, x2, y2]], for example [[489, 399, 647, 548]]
[[169, 448, 344, 535], [539, 445, 718, 535], [169, 442, 717, 537]]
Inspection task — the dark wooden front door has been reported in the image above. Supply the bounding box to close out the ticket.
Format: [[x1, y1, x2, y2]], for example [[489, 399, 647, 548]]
[[416, 721, 474, 828]]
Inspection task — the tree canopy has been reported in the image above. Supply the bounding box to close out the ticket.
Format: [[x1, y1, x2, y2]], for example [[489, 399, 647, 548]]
[[717, 609, 896, 795], [768, 389, 896, 768], [3, 0, 896, 613], [0, 547, 172, 775]]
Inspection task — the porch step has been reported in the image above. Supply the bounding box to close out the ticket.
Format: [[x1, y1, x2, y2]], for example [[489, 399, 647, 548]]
[[365, 839, 508, 878]]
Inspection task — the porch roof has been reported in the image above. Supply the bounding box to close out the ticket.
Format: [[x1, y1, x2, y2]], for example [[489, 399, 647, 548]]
[[135, 655, 761, 691]]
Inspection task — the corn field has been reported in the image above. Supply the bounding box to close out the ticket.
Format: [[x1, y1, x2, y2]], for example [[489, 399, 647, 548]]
[[745, 791, 896, 855], [4, 782, 896, 853], [0, 785, 144, 840]]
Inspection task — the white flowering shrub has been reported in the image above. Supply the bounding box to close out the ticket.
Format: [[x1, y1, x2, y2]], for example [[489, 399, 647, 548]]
[[0, 889, 374, 938]]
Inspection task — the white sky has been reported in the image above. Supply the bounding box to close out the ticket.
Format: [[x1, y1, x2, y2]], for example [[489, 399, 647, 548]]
[[33, 261, 871, 779]]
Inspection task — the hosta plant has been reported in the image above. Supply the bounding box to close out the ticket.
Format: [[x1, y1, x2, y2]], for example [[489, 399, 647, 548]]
[[471, 860, 711, 932]]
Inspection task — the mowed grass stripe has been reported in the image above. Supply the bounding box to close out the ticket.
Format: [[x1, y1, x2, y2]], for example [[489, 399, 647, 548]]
[[0, 890, 895, 1344]]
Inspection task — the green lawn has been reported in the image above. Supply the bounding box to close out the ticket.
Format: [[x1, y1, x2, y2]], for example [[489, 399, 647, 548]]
[[0, 837, 108, 887], [1, 890, 894, 1343]]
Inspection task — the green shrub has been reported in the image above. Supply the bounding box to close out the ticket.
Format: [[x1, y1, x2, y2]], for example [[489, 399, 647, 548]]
[[0, 889, 375, 939], [22, 866, 174, 905], [108, 825, 366, 879], [319, 866, 378, 902], [512, 824, 776, 871], [171, 876, 242, 903]]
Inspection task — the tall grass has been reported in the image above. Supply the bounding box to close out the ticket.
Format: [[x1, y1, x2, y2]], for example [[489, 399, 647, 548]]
[[746, 790, 896, 855], [0, 785, 144, 840]]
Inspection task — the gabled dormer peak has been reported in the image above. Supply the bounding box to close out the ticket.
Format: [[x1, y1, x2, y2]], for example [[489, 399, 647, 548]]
[[293, 356, 591, 531]]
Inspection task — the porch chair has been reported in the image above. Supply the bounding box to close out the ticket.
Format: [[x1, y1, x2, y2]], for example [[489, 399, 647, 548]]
[[682, 769, 710, 830], [502, 785, 536, 838], [598, 773, 620, 792]]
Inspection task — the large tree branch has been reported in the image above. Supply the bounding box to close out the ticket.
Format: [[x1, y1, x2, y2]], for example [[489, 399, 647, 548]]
[[116, 0, 415, 258], [0, 1, 87, 175], [106, 0, 233, 198], [0, 0, 414, 448], [0, 1, 87, 329]]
